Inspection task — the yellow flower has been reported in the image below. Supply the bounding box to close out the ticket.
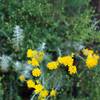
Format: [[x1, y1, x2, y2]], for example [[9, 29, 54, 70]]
[[68, 65, 77, 75], [47, 61, 59, 70], [86, 54, 99, 69], [82, 48, 94, 56], [27, 60, 32, 64], [38, 98, 45, 100], [50, 89, 57, 97], [32, 58, 39, 66], [27, 80, 35, 88], [58, 56, 73, 66], [27, 49, 33, 58], [39, 89, 49, 98], [32, 50, 44, 62], [34, 84, 44, 94], [19, 75, 25, 82], [32, 50, 38, 58], [37, 51, 45, 62], [32, 68, 42, 77]]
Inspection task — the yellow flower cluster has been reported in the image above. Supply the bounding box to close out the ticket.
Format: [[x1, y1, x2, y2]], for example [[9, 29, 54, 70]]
[[38, 89, 49, 99], [82, 48, 94, 56], [86, 54, 99, 69], [68, 65, 77, 74], [34, 84, 44, 94], [32, 68, 42, 77], [38, 89, 57, 100], [26, 80, 43, 93], [39, 89, 57, 100], [83, 48, 99, 69], [20, 48, 100, 100], [47, 61, 59, 70], [27, 49, 45, 66], [58, 56, 73, 66], [26, 79, 57, 99], [27, 49, 33, 58], [27, 80, 35, 88], [31, 58, 39, 66], [26, 49, 43, 78], [19, 74, 25, 82], [47, 55, 77, 75]]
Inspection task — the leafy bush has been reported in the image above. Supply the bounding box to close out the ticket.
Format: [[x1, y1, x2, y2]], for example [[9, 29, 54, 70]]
[[0, 0, 100, 54]]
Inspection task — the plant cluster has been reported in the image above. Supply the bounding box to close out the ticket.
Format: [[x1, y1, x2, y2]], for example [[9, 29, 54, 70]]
[[18, 48, 100, 100], [0, 0, 100, 100]]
